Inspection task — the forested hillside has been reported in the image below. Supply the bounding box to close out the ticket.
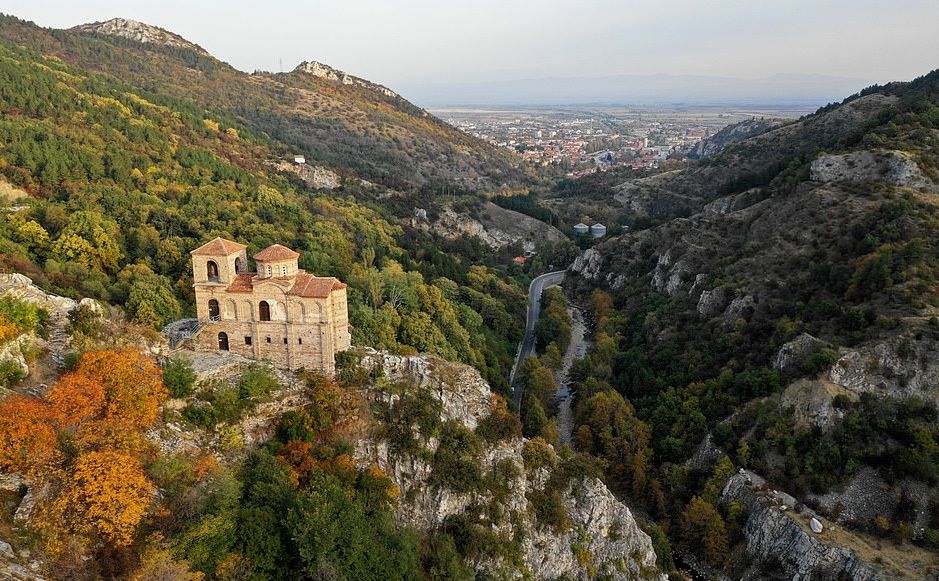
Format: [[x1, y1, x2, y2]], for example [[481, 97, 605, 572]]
[[548, 70, 939, 577], [0, 13, 629, 581], [0, 22, 534, 394], [0, 14, 536, 191]]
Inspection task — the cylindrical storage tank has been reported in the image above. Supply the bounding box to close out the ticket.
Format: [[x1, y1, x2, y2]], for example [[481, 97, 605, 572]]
[[590, 223, 607, 238]]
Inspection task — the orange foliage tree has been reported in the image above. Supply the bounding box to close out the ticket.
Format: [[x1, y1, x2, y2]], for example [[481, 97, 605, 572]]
[[74, 349, 167, 429], [0, 349, 167, 549], [0, 395, 60, 476], [47, 372, 106, 429]]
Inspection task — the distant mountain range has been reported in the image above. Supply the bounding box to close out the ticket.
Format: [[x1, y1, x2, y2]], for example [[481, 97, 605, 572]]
[[401, 72, 874, 107]]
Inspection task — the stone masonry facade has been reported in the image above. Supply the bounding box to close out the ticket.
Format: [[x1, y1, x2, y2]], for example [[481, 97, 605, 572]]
[[190, 237, 351, 373]]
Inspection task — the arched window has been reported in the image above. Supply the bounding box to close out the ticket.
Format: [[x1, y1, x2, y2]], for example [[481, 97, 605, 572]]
[[217, 332, 229, 351], [259, 301, 271, 321], [207, 260, 219, 281], [234, 256, 245, 274], [267, 265, 272, 277], [208, 299, 220, 320]]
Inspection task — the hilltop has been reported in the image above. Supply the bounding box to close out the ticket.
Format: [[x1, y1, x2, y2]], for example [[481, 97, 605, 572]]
[[0, 14, 535, 191], [70, 17, 209, 55]]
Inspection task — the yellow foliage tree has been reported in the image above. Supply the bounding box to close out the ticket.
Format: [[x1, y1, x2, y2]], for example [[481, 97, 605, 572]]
[[55, 449, 153, 546]]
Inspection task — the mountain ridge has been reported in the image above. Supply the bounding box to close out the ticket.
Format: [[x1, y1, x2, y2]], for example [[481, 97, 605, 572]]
[[70, 17, 209, 56], [0, 13, 534, 191]]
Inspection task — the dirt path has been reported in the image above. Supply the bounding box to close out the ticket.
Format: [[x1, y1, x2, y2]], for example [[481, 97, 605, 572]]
[[555, 303, 590, 448]]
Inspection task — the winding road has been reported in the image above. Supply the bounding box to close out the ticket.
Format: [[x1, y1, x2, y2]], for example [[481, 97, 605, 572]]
[[510, 270, 566, 407]]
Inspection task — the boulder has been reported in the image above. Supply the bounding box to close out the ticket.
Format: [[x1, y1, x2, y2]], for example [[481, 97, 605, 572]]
[[723, 294, 755, 321], [773, 333, 829, 375], [810, 517, 823, 534]]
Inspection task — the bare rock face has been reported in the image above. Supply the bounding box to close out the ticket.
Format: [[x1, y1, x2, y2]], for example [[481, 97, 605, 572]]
[[807, 466, 932, 534], [0, 273, 85, 372], [828, 333, 939, 405], [773, 333, 828, 375], [71, 18, 209, 55], [418, 202, 565, 251], [810, 150, 932, 189], [723, 294, 755, 322], [696, 287, 730, 316], [688, 119, 783, 159], [269, 159, 341, 190], [294, 61, 399, 99], [650, 250, 690, 296], [572, 248, 604, 282], [722, 471, 879, 581], [357, 351, 664, 580], [780, 378, 856, 428]]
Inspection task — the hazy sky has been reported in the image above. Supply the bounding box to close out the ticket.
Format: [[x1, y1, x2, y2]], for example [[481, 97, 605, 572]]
[[4, 0, 938, 104]]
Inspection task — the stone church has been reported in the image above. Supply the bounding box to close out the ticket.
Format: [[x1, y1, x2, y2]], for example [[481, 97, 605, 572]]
[[189, 237, 351, 373]]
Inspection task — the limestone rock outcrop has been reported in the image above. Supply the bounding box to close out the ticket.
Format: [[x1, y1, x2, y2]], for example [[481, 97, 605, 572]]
[[810, 150, 932, 189], [722, 470, 879, 581], [357, 351, 665, 580], [294, 61, 399, 99], [71, 18, 209, 55]]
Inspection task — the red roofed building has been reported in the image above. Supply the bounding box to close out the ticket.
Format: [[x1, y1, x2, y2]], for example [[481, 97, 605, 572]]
[[189, 238, 351, 372]]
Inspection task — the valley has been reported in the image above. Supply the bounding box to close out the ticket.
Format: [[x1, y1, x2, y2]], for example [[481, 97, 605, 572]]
[[0, 7, 936, 581]]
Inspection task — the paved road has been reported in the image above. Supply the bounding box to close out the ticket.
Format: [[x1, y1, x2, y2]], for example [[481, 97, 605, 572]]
[[510, 270, 566, 407]]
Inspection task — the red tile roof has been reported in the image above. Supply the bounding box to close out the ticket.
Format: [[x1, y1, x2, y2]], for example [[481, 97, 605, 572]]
[[191, 237, 247, 256], [224, 272, 346, 298], [288, 273, 346, 298], [226, 273, 255, 293], [253, 244, 300, 261]]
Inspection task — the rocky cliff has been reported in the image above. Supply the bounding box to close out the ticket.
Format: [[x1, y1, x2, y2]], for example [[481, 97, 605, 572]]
[[722, 470, 880, 581], [356, 351, 665, 580], [0, 273, 99, 380], [687, 118, 782, 159], [414, 201, 565, 251]]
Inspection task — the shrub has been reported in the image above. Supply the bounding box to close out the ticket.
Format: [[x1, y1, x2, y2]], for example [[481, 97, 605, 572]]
[[376, 385, 442, 456], [803, 348, 839, 376], [430, 421, 482, 493], [522, 437, 557, 473], [526, 487, 569, 532], [66, 303, 101, 337], [0, 296, 48, 343], [277, 410, 315, 443], [237, 364, 279, 399], [163, 355, 197, 398], [475, 396, 521, 443], [0, 359, 24, 387]]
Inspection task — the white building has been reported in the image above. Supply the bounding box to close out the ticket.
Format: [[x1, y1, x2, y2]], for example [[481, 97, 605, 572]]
[[590, 223, 607, 238], [573, 222, 589, 235]]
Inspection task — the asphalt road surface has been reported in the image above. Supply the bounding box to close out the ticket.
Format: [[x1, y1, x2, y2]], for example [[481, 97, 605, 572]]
[[510, 270, 565, 407]]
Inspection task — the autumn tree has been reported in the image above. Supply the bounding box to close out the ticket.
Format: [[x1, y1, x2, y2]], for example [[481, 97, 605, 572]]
[[680, 496, 730, 568], [574, 389, 653, 499], [55, 449, 154, 546], [0, 395, 60, 476], [130, 534, 204, 581], [74, 349, 167, 430], [589, 288, 613, 327], [0, 349, 166, 551]]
